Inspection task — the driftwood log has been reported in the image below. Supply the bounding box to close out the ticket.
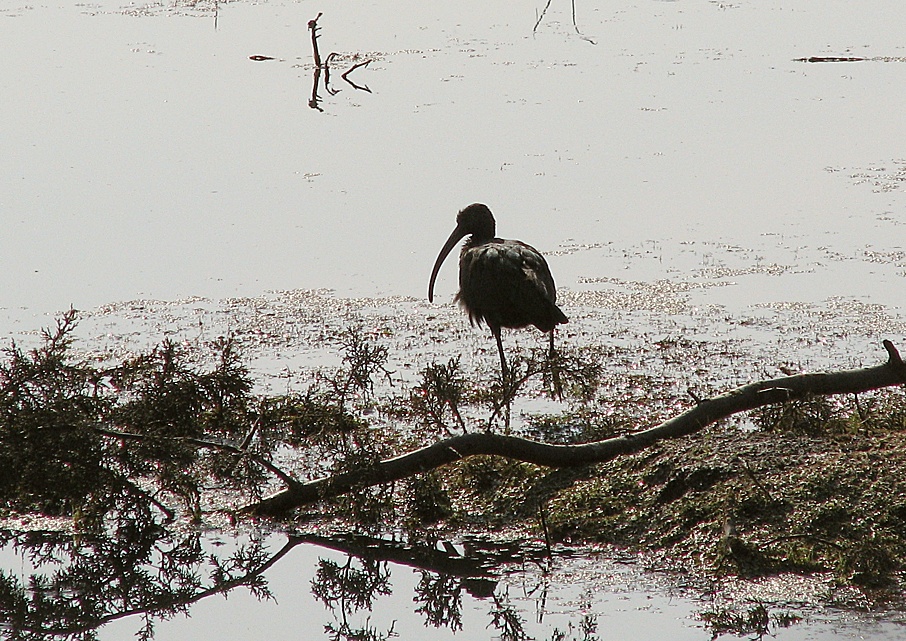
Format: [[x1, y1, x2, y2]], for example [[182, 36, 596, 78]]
[[243, 341, 906, 517]]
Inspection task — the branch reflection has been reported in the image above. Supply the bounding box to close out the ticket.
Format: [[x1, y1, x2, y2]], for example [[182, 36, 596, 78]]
[[0, 525, 580, 640], [0, 522, 298, 640]]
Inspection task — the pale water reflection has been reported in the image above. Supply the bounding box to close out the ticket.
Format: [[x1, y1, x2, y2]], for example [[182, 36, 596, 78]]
[[1, 0, 904, 331], [3, 526, 905, 641]]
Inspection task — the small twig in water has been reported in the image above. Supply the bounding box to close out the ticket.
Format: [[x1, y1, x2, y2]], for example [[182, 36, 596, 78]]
[[323, 52, 340, 95], [342, 59, 373, 92], [570, 0, 596, 44], [795, 56, 866, 63], [533, 0, 554, 34], [533, 0, 596, 44], [539, 504, 553, 560], [308, 12, 323, 68]]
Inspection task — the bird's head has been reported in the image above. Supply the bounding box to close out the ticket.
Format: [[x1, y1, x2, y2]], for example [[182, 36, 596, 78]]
[[455, 203, 496, 242], [428, 203, 496, 302]]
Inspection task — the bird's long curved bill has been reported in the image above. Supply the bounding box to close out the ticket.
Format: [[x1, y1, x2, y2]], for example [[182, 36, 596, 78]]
[[428, 224, 466, 303]]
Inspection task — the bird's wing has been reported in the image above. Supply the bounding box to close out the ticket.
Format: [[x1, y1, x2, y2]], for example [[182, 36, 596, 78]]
[[511, 240, 558, 302], [459, 240, 563, 330]]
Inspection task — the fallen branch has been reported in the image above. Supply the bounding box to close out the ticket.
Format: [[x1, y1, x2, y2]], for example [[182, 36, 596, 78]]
[[243, 341, 906, 517]]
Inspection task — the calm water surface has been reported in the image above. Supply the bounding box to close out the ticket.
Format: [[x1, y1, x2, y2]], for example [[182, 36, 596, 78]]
[[2, 0, 904, 323]]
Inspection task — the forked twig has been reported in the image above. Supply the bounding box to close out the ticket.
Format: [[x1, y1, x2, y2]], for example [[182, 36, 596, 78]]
[[533, 0, 596, 44], [308, 12, 324, 68], [342, 59, 373, 92]]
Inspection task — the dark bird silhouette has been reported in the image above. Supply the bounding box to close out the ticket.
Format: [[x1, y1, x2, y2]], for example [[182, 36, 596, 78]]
[[428, 203, 568, 376]]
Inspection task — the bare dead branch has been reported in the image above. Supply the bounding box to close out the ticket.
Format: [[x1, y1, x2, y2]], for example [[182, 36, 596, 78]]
[[242, 342, 906, 517], [342, 59, 373, 92], [308, 12, 324, 68], [309, 66, 323, 111], [322, 52, 340, 96], [92, 424, 301, 490], [533, 0, 554, 35], [533, 0, 596, 44]]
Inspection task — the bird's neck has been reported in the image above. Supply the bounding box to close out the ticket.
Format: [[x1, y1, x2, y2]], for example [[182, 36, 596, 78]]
[[466, 234, 496, 248]]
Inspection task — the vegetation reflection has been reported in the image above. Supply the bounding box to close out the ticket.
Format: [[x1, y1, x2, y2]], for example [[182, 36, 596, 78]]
[[0, 523, 289, 641], [0, 523, 615, 640]]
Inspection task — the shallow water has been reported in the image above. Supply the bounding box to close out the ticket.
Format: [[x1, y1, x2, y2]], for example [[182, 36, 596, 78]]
[[2, 526, 905, 641], [2, 0, 906, 638]]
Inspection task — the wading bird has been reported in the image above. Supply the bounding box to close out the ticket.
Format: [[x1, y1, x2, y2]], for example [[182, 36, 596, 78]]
[[428, 203, 568, 377]]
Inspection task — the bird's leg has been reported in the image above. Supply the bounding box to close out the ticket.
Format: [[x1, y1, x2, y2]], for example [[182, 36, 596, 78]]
[[548, 329, 564, 400], [492, 325, 508, 379], [491, 325, 512, 430]]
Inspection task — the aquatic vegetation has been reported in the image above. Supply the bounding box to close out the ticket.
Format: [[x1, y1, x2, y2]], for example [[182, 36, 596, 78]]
[[2, 311, 906, 608]]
